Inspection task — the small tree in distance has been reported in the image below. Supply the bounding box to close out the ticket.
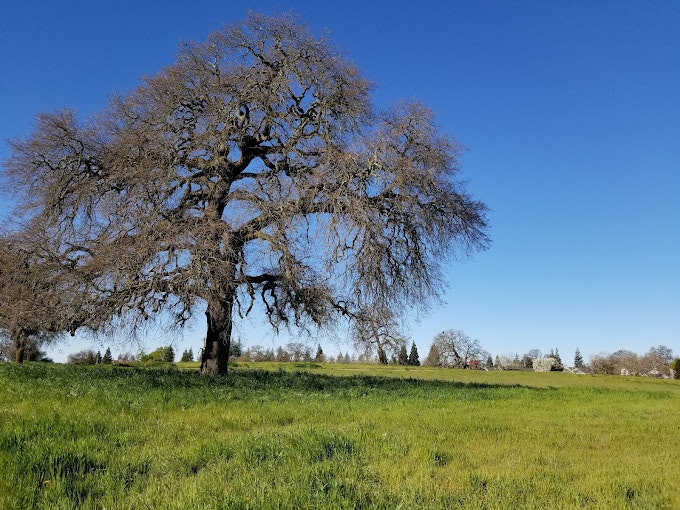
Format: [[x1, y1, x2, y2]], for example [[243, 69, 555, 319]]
[[314, 344, 325, 363], [141, 346, 174, 363], [68, 350, 98, 365], [427, 330, 485, 368], [533, 357, 556, 372], [180, 348, 194, 362], [398, 344, 408, 365], [670, 358, 680, 379], [574, 348, 584, 369], [408, 342, 420, 366]]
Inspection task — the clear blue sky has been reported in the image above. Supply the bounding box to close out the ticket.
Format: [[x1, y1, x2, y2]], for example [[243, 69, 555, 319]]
[[1, 0, 678, 363]]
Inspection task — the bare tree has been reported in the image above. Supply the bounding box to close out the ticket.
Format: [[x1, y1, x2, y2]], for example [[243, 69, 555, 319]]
[[2, 13, 488, 375], [0, 224, 81, 362], [0, 212, 116, 363], [645, 345, 673, 367], [428, 329, 485, 368], [351, 306, 409, 364]]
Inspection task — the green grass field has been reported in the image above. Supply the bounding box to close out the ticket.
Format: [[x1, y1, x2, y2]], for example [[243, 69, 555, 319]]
[[1, 362, 678, 509]]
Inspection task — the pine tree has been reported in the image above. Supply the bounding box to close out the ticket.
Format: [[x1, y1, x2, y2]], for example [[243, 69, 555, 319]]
[[424, 344, 443, 367], [102, 348, 113, 364], [96, 351, 102, 364], [314, 344, 325, 362], [553, 348, 563, 366], [229, 340, 242, 358], [408, 342, 420, 366], [398, 344, 408, 365], [574, 348, 584, 369]]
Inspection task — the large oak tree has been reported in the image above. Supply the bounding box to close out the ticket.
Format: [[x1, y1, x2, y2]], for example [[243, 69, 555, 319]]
[[3, 13, 488, 375]]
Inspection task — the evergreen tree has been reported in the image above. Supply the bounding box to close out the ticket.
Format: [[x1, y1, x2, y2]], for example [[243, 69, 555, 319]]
[[574, 348, 584, 369], [553, 348, 563, 366], [96, 351, 102, 364], [398, 344, 408, 365], [424, 343, 443, 367], [408, 342, 420, 366], [314, 344, 325, 362], [275, 346, 287, 362], [229, 340, 242, 358], [102, 348, 113, 364], [180, 349, 193, 362], [486, 355, 494, 368]]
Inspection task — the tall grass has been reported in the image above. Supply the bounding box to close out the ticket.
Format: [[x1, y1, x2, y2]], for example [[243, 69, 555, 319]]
[[1, 362, 678, 509]]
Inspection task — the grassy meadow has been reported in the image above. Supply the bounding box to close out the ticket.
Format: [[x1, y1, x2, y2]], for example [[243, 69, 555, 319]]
[[1, 362, 678, 509]]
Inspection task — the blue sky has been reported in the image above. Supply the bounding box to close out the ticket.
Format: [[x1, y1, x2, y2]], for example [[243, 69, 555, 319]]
[[1, 0, 678, 363]]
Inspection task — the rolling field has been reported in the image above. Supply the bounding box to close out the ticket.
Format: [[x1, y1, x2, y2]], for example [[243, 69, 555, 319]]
[[1, 362, 678, 509]]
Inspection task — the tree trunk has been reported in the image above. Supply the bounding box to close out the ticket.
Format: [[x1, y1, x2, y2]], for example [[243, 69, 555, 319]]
[[200, 297, 234, 376], [12, 330, 27, 364], [377, 344, 388, 365]]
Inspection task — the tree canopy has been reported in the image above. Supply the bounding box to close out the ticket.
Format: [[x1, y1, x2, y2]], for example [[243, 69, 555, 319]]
[[0, 223, 80, 362], [426, 330, 485, 368], [2, 13, 488, 374]]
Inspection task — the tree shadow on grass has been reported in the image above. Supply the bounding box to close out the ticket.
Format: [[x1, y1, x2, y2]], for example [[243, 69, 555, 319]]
[[225, 368, 539, 398], [1, 363, 540, 400]]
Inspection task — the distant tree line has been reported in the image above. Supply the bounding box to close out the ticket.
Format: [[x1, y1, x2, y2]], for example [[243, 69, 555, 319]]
[[53, 338, 676, 379], [67, 347, 113, 365], [588, 345, 674, 377], [66, 346, 177, 365], [235, 341, 421, 366]]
